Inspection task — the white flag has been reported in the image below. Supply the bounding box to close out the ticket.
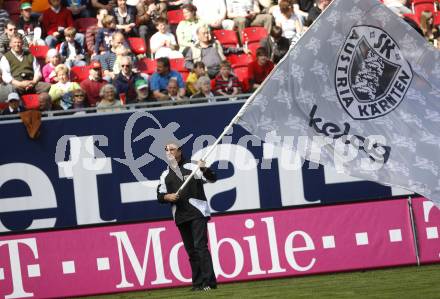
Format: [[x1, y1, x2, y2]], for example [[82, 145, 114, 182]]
[[239, 0, 440, 205]]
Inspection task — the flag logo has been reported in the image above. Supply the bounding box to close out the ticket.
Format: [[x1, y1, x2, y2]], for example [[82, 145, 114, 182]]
[[335, 26, 413, 120]]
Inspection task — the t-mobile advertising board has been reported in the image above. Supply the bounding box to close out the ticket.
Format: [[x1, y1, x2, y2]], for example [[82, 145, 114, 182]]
[[411, 197, 440, 263], [0, 198, 427, 299], [0, 103, 412, 234]]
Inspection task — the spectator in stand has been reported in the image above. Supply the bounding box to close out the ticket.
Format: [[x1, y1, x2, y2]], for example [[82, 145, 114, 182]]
[[304, 0, 330, 27], [134, 77, 150, 102], [114, 55, 148, 103], [191, 75, 215, 102], [167, 77, 185, 101], [17, 2, 45, 46], [94, 15, 117, 56], [136, 0, 161, 47], [214, 60, 240, 97], [0, 1, 10, 37], [193, 0, 234, 30], [186, 61, 206, 95], [150, 57, 186, 100], [38, 92, 58, 111], [42, 0, 85, 48], [0, 68, 15, 103], [176, 4, 202, 53], [150, 17, 183, 59], [0, 21, 29, 57], [248, 47, 274, 91], [42, 48, 62, 83], [275, 0, 302, 41], [112, 0, 137, 37], [383, 0, 411, 16], [86, 8, 108, 55], [48, 64, 81, 105], [1, 92, 24, 115], [97, 83, 123, 112], [70, 88, 87, 109], [112, 44, 131, 75], [60, 27, 87, 68], [62, 0, 91, 18], [80, 60, 107, 107], [0, 34, 51, 94], [185, 25, 226, 78], [260, 25, 290, 63], [91, 0, 116, 12], [99, 31, 128, 80], [225, 0, 273, 44]]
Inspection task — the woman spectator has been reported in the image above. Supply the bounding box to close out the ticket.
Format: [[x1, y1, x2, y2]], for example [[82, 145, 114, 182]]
[[49, 64, 81, 105], [112, 0, 137, 36], [191, 75, 215, 102], [42, 49, 62, 83], [176, 4, 202, 53], [275, 0, 302, 41], [97, 84, 124, 112]]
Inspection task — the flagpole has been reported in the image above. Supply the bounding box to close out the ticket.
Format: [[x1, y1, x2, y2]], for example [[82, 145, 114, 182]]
[[176, 93, 258, 194]]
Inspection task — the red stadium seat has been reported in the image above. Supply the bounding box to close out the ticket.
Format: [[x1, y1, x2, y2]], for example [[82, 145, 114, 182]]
[[21, 94, 40, 110], [74, 18, 98, 33], [434, 12, 440, 26], [246, 42, 261, 60], [212, 29, 239, 48], [412, 0, 437, 17], [233, 66, 250, 93], [167, 9, 184, 25], [0, 102, 8, 111], [226, 53, 254, 67], [169, 58, 186, 72], [135, 58, 157, 75], [242, 27, 268, 44], [29, 45, 49, 60], [70, 65, 92, 83], [180, 70, 189, 82], [127, 37, 147, 55], [3, 1, 20, 15]]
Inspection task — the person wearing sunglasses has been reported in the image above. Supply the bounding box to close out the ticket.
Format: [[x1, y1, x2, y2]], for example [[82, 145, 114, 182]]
[[157, 142, 218, 292], [113, 55, 149, 104]]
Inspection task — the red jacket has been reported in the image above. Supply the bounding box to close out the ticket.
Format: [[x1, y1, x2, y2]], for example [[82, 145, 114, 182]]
[[41, 7, 74, 36]]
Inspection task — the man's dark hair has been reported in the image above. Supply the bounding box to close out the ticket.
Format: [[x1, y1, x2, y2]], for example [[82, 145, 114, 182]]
[[270, 26, 283, 38], [256, 47, 268, 57], [4, 20, 16, 30], [157, 57, 170, 69]]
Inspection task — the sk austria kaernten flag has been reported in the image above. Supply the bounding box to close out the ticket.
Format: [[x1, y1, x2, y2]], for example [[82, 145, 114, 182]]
[[238, 0, 440, 206]]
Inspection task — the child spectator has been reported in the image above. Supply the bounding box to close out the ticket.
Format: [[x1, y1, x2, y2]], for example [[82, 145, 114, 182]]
[[150, 17, 183, 59], [60, 27, 87, 68], [94, 15, 117, 56], [86, 8, 108, 55], [214, 60, 240, 97], [49, 64, 80, 105], [42, 48, 62, 83], [186, 61, 206, 95], [248, 47, 274, 91]]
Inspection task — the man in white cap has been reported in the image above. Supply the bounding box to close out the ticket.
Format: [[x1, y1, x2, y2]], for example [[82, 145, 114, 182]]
[[1, 92, 24, 115]]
